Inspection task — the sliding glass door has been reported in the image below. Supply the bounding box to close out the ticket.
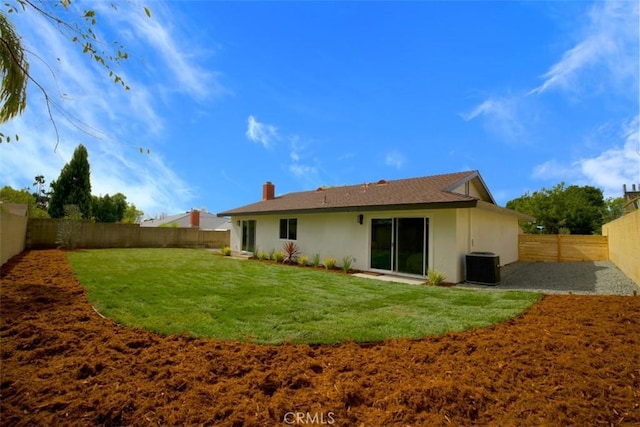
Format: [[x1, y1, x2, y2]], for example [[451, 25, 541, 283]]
[[241, 220, 256, 253], [396, 218, 426, 275], [370, 217, 428, 276], [371, 219, 393, 270]]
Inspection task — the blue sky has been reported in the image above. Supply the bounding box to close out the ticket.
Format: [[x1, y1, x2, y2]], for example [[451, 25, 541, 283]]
[[2, 0, 638, 218]]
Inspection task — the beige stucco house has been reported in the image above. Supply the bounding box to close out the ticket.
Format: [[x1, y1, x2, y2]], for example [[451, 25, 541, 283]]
[[217, 170, 533, 283]]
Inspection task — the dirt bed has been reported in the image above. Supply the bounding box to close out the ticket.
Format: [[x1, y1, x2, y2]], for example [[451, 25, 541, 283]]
[[1, 250, 639, 426]]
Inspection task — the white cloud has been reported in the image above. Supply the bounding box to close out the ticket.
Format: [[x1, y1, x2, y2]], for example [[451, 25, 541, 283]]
[[286, 136, 321, 180], [463, 1, 638, 145], [289, 164, 318, 177], [531, 159, 579, 182], [532, 117, 640, 198], [246, 115, 279, 148], [289, 136, 301, 162], [385, 151, 406, 169], [529, 1, 639, 95], [578, 117, 640, 197], [0, 2, 211, 216], [461, 97, 525, 142], [96, 2, 225, 101]]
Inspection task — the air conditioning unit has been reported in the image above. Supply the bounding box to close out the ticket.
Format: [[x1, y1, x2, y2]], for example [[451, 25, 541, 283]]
[[465, 252, 501, 285]]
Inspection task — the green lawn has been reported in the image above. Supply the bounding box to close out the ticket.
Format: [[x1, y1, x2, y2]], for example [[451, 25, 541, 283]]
[[68, 248, 541, 345]]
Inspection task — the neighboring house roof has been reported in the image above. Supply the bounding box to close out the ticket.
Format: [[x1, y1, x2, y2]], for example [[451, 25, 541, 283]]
[[142, 211, 231, 230], [0, 203, 28, 217], [218, 170, 532, 221]]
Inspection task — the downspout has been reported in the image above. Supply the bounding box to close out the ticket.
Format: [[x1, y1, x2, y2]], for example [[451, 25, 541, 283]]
[[468, 208, 473, 252]]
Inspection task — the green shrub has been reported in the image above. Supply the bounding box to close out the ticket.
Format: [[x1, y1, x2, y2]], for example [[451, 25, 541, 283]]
[[324, 257, 337, 270], [341, 256, 353, 273], [257, 250, 267, 260], [221, 246, 232, 256], [426, 269, 446, 286], [312, 253, 321, 267], [268, 249, 275, 260], [298, 255, 309, 266], [273, 251, 285, 263]]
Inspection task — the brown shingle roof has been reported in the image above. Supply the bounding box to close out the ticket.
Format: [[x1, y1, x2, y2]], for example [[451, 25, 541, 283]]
[[218, 170, 490, 216]]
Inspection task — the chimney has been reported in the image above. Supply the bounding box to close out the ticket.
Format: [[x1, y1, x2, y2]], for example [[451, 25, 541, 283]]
[[263, 181, 275, 201], [190, 209, 200, 228]]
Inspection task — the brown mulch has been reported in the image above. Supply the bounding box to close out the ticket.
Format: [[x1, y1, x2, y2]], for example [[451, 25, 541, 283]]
[[1, 250, 639, 426]]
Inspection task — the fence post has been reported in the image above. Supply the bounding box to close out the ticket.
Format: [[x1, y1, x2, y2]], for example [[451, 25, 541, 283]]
[[557, 235, 562, 262]]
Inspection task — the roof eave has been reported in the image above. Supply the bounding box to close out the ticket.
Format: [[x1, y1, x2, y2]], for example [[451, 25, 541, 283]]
[[217, 200, 478, 217], [443, 170, 497, 205], [475, 200, 536, 222]]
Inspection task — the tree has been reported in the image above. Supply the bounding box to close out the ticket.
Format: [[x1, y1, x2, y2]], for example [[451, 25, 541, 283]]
[[122, 203, 143, 224], [0, 184, 49, 217], [91, 192, 128, 223], [507, 182, 607, 235], [1, 1, 150, 145], [602, 197, 625, 224], [0, 10, 27, 124], [32, 174, 49, 210], [562, 185, 605, 234], [48, 144, 92, 219]]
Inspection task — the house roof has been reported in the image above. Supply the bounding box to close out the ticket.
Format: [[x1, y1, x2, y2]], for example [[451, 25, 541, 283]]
[[218, 170, 516, 217], [142, 211, 231, 230], [0, 203, 28, 217]]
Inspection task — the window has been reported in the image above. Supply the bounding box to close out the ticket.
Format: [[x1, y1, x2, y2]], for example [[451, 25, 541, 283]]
[[279, 218, 297, 240]]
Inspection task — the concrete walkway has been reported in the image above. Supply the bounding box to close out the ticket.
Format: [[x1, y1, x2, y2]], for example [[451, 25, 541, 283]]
[[351, 272, 426, 285]]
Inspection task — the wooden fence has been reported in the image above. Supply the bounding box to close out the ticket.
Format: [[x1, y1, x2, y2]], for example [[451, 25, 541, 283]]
[[602, 210, 639, 285], [26, 219, 230, 249], [1, 208, 28, 266], [518, 234, 609, 262]]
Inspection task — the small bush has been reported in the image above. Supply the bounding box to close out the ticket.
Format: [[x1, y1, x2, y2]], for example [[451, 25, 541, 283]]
[[257, 250, 267, 260], [298, 255, 309, 266], [426, 269, 446, 286], [221, 246, 232, 256], [324, 257, 337, 270], [273, 251, 285, 263], [56, 205, 82, 249], [268, 249, 275, 260], [341, 256, 353, 273], [312, 253, 321, 267], [282, 241, 300, 264]]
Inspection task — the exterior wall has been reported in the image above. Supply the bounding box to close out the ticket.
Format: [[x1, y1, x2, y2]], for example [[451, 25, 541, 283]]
[[428, 209, 459, 281], [602, 210, 640, 285], [0, 209, 28, 266], [231, 208, 465, 282], [469, 207, 520, 265], [229, 206, 520, 283], [364, 209, 458, 279], [230, 213, 369, 269], [454, 209, 472, 281], [452, 208, 519, 282]]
